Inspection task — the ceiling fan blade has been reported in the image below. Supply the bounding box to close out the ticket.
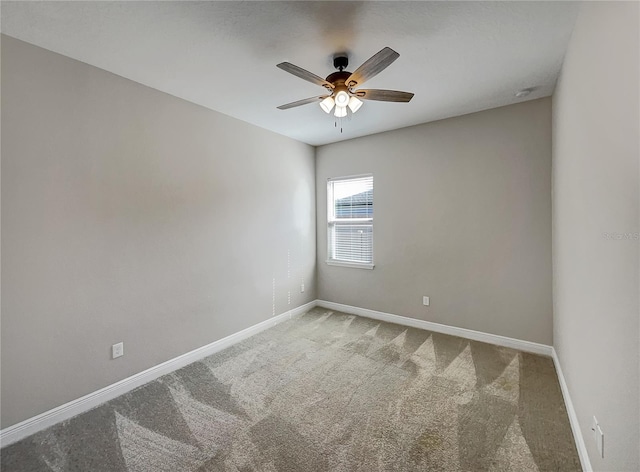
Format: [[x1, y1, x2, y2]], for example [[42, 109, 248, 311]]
[[354, 89, 414, 103], [276, 62, 334, 90], [277, 95, 329, 110], [346, 47, 400, 88]]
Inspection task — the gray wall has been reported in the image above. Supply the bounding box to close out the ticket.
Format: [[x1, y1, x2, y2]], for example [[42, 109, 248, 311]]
[[1, 36, 316, 428], [316, 98, 553, 345], [552, 3, 639, 470]]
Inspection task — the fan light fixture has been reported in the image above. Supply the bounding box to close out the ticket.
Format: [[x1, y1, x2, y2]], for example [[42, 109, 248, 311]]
[[320, 96, 335, 113], [321, 93, 363, 116], [348, 96, 363, 113], [334, 90, 350, 107]]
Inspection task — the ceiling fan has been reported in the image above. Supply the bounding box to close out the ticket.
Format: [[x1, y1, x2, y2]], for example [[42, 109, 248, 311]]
[[276, 47, 414, 118]]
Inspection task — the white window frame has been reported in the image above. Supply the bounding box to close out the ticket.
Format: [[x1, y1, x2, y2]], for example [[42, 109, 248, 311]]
[[326, 174, 374, 269]]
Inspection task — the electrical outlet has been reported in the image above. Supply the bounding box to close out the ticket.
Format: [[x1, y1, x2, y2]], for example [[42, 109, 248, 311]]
[[300, 283, 305, 293], [112, 342, 124, 359], [423, 296, 430, 306]]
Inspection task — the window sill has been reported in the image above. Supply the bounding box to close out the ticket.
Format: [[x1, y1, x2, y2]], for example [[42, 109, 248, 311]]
[[326, 260, 375, 270]]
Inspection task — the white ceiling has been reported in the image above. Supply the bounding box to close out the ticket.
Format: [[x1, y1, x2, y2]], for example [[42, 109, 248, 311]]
[[1, 1, 579, 146]]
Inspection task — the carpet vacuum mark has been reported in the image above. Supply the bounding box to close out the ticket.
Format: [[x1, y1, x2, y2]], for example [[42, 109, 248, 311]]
[[1, 308, 581, 471]]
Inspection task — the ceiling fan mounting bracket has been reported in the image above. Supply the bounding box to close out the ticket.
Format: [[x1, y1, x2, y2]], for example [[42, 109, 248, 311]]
[[333, 55, 348, 72]]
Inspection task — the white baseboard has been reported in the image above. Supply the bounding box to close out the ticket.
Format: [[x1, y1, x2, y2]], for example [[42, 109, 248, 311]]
[[0, 300, 316, 448], [551, 348, 592, 472], [316, 300, 553, 356]]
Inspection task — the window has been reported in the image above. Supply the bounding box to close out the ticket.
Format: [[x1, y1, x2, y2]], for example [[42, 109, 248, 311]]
[[327, 174, 374, 269]]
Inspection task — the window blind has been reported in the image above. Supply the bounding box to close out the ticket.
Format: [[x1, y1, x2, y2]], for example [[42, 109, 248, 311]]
[[328, 175, 373, 266]]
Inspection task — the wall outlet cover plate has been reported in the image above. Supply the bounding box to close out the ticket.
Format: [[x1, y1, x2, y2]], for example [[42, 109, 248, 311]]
[[112, 342, 124, 359]]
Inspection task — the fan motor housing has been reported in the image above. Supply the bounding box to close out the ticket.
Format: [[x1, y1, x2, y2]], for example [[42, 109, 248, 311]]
[[326, 71, 351, 89]]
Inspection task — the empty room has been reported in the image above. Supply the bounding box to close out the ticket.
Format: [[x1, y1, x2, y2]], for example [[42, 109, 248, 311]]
[[1, 1, 638, 471]]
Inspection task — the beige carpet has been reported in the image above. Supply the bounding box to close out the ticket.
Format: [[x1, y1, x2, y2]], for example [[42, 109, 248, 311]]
[[1, 308, 581, 471]]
